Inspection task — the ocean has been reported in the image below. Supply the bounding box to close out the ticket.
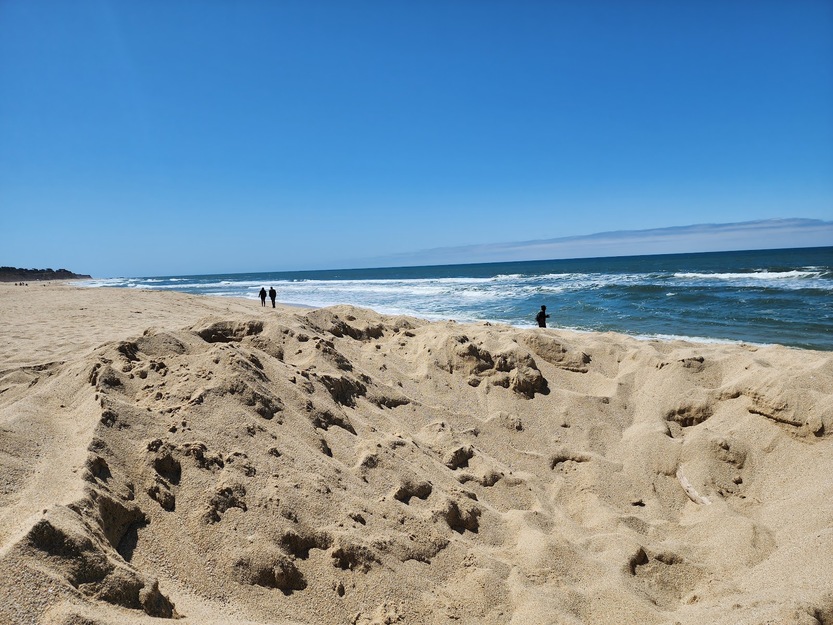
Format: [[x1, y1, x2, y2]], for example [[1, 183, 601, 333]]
[[80, 246, 833, 351]]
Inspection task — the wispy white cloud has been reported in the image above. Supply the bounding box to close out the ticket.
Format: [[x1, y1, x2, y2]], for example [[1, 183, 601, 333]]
[[364, 219, 833, 267]]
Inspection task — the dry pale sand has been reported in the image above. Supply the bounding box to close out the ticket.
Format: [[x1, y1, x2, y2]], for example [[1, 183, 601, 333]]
[[1, 283, 831, 625]]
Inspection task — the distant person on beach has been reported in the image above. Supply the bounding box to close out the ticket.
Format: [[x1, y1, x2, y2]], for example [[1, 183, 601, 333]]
[[268, 287, 276, 308], [536, 305, 550, 328], [259, 287, 267, 307]]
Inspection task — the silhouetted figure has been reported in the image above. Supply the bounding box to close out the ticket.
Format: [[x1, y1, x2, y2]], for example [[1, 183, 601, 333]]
[[268, 287, 276, 308], [536, 305, 550, 328], [259, 287, 267, 307]]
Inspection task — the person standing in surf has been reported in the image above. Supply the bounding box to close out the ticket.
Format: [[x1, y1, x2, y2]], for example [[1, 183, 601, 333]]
[[259, 287, 267, 307], [536, 305, 550, 328], [268, 286, 277, 308]]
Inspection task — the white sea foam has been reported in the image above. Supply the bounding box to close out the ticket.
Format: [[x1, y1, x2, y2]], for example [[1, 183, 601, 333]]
[[76, 278, 131, 288], [673, 270, 820, 280], [631, 333, 760, 347]]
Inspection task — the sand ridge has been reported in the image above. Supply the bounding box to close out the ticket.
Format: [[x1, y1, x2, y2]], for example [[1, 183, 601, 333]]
[[0, 284, 831, 624]]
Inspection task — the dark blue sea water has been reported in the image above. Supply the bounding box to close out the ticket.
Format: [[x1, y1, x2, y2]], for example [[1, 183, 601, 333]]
[[81, 247, 833, 350]]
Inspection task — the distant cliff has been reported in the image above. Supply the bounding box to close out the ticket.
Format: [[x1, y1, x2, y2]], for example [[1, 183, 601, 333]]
[[0, 267, 92, 282]]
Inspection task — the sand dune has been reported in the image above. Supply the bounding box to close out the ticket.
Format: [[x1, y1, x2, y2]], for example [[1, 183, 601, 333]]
[[1, 284, 831, 625]]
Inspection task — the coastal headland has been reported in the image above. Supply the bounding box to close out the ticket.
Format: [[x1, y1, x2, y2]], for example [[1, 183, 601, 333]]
[[1, 283, 831, 624], [0, 267, 92, 283]]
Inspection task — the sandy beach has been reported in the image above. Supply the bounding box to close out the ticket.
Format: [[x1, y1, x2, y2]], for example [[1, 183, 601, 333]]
[[1, 283, 831, 625]]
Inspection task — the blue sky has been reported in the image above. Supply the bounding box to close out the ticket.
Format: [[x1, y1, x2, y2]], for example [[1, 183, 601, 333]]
[[1, 1, 831, 277]]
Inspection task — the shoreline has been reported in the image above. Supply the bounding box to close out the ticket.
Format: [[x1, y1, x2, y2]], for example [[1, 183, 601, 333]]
[[66, 249, 833, 352], [61, 281, 823, 353]]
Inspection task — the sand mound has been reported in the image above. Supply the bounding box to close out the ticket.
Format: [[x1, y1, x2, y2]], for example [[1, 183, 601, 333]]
[[1, 286, 831, 624]]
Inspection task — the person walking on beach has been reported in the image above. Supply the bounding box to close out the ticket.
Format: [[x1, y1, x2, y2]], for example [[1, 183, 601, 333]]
[[268, 286, 276, 308], [536, 305, 550, 328], [259, 287, 267, 307]]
